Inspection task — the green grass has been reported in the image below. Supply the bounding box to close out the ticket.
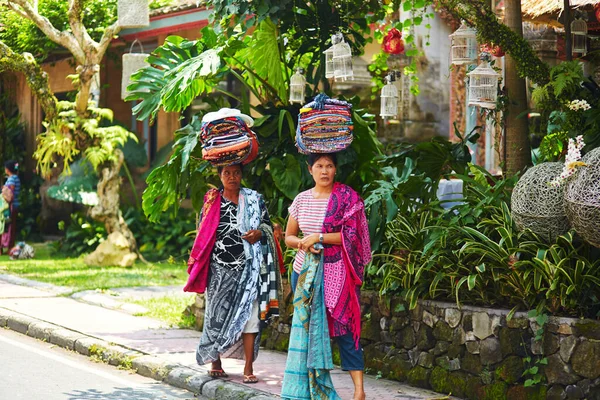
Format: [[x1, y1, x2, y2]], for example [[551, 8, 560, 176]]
[[0, 243, 188, 292], [128, 294, 197, 329]]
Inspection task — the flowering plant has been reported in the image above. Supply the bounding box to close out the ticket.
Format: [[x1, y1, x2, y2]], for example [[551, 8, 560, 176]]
[[567, 99, 591, 112], [549, 135, 586, 187]]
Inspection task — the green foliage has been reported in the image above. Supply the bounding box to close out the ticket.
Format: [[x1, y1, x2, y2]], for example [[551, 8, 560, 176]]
[[0, 99, 27, 168], [17, 176, 44, 242], [34, 101, 137, 177], [54, 213, 106, 256], [249, 19, 287, 102], [530, 62, 600, 161], [55, 206, 196, 262], [364, 124, 480, 251], [127, 33, 224, 121], [0, 0, 118, 60], [370, 168, 600, 319], [47, 159, 98, 206], [124, 207, 196, 262]]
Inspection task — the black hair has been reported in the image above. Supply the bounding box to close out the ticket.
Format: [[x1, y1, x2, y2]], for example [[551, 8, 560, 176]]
[[307, 153, 337, 167], [217, 163, 244, 175], [4, 160, 18, 174]]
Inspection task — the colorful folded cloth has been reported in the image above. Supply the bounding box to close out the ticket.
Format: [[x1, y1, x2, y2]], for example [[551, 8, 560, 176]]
[[296, 94, 353, 154], [199, 109, 259, 166]]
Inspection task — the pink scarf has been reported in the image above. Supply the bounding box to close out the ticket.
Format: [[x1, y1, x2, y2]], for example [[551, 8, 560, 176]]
[[322, 183, 372, 345], [184, 189, 221, 293]]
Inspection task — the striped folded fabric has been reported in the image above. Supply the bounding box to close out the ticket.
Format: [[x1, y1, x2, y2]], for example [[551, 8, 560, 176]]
[[296, 94, 353, 154], [199, 116, 258, 166]]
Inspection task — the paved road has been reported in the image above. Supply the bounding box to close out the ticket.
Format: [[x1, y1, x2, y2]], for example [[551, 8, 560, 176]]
[[0, 329, 200, 400]]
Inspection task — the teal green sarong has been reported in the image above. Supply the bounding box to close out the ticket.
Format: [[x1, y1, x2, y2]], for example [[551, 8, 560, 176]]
[[281, 252, 341, 400]]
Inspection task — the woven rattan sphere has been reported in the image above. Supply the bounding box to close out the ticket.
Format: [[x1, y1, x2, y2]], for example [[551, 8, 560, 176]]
[[565, 148, 600, 248], [511, 162, 570, 242]]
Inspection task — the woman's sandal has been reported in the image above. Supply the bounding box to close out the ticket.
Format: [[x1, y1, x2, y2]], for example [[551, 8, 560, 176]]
[[243, 374, 259, 384], [208, 369, 229, 378]]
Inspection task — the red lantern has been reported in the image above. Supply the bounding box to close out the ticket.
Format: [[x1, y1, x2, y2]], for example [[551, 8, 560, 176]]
[[595, 3, 600, 23], [383, 28, 405, 55], [480, 43, 505, 58]]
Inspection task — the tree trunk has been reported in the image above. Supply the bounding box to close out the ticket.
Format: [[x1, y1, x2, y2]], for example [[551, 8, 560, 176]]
[[89, 149, 137, 252], [503, 0, 531, 176], [75, 63, 99, 114]]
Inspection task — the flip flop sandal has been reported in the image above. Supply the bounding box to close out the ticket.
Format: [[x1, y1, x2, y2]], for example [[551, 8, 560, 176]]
[[208, 369, 229, 378], [243, 374, 258, 384]]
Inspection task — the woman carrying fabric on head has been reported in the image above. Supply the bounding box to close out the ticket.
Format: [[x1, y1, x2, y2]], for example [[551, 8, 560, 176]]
[[1, 160, 21, 255], [281, 153, 371, 400], [184, 109, 282, 385]]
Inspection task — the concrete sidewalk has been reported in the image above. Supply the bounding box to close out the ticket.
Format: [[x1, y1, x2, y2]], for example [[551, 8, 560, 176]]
[[0, 275, 451, 400]]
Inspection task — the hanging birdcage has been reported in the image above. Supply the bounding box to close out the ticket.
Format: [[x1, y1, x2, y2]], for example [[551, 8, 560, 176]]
[[121, 40, 149, 100], [332, 33, 353, 81], [118, 0, 150, 28], [289, 68, 307, 104], [467, 54, 499, 109], [571, 18, 588, 56], [324, 46, 335, 79], [380, 74, 399, 118], [449, 21, 478, 65]]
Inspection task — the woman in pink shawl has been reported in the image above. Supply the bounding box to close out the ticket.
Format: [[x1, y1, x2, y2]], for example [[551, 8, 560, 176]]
[[282, 153, 371, 400], [185, 163, 282, 384]]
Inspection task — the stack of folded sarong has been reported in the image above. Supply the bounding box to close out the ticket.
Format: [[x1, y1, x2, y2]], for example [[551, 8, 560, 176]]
[[296, 94, 353, 154], [199, 109, 259, 166]]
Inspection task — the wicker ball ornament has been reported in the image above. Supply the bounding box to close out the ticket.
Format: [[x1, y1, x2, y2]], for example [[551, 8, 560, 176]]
[[511, 162, 570, 242], [565, 148, 600, 248]]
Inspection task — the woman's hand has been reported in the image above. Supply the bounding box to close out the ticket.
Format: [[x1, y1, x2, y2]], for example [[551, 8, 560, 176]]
[[242, 229, 262, 244], [299, 233, 320, 252]]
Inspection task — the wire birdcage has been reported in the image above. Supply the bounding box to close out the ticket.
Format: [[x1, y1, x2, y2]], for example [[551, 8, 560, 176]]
[[449, 22, 478, 65], [467, 55, 499, 109], [118, 0, 149, 28], [121, 40, 149, 100], [324, 46, 335, 79], [380, 74, 399, 118], [571, 19, 588, 56], [332, 33, 353, 81], [565, 148, 600, 248], [289, 68, 306, 104]]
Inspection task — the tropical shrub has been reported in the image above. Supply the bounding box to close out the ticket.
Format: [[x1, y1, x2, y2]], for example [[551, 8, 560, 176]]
[[54, 213, 107, 256], [371, 166, 600, 319], [531, 61, 600, 162]]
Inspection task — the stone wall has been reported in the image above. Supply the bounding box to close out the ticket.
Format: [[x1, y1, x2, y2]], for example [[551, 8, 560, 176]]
[[191, 286, 600, 400]]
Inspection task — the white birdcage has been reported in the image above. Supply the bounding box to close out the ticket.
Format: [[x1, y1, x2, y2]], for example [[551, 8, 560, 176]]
[[467, 55, 500, 109], [449, 22, 478, 65], [121, 40, 149, 100], [332, 34, 353, 81], [324, 46, 335, 79], [118, 0, 150, 28], [380, 74, 399, 118], [289, 68, 306, 104], [571, 18, 588, 56]]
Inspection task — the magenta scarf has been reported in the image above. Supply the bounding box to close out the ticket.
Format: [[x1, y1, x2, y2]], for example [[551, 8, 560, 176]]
[[322, 183, 372, 345], [184, 189, 221, 293]]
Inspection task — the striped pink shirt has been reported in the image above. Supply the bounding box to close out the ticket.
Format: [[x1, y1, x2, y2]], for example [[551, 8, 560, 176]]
[[288, 189, 330, 273]]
